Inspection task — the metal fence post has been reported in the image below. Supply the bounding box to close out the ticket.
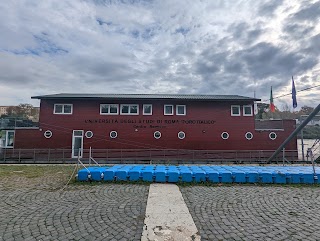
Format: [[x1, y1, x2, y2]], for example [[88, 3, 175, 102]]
[[18, 149, 21, 163], [48, 148, 50, 163], [33, 149, 36, 163]]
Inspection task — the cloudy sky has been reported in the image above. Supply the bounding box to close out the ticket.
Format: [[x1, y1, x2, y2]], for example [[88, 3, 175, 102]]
[[0, 0, 319, 109]]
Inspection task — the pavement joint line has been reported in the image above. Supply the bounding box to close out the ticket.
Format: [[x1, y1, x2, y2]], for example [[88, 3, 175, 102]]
[[141, 183, 200, 241]]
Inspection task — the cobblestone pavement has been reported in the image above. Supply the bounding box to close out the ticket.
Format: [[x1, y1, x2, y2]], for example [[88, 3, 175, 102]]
[[181, 185, 320, 241], [0, 177, 149, 241]]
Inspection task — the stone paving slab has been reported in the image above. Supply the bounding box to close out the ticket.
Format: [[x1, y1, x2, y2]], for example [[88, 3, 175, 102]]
[[0, 184, 149, 241], [141, 184, 200, 241], [180, 185, 320, 241]]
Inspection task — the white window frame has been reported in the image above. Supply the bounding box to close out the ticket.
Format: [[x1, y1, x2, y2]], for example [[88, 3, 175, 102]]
[[110, 130, 118, 139], [176, 105, 186, 116], [54, 104, 73, 115], [164, 105, 174, 115], [5, 130, 15, 148], [269, 132, 277, 140], [245, 132, 253, 140], [143, 104, 153, 115], [221, 132, 229, 140], [71, 130, 83, 158], [178, 131, 186, 140], [243, 105, 253, 116], [120, 104, 139, 115], [100, 104, 119, 115], [85, 131, 93, 139], [231, 105, 241, 116], [154, 131, 161, 139], [44, 130, 53, 139]]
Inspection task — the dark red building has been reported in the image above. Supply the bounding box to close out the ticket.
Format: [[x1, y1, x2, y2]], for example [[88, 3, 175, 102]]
[[3, 94, 298, 162]]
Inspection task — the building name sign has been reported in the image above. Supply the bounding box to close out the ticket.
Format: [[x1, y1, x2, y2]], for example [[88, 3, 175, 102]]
[[85, 118, 216, 126]]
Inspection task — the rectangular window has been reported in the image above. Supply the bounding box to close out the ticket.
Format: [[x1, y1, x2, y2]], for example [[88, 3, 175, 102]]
[[243, 105, 253, 116], [176, 105, 186, 115], [164, 105, 174, 115], [5, 130, 15, 148], [120, 104, 139, 115], [100, 104, 119, 115], [231, 105, 241, 116], [143, 104, 152, 115], [54, 104, 73, 114]]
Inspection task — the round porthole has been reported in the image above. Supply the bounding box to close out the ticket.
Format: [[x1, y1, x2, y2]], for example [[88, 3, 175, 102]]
[[44, 130, 52, 139], [221, 132, 229, 140], [245, 132, 253, 140], [154, 131, 161, 139], [269, 132, 277, 140], [178, 131, 185, 140], [110, 131, 118, 139], [85, 131, 93, 138]]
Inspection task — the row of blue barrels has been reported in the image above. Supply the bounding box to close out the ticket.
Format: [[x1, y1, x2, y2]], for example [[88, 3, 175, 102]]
[[77, 165, 320, 184]]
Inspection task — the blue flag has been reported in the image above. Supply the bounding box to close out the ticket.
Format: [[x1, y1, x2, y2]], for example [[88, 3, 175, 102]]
[[292, 76, 297, 108]]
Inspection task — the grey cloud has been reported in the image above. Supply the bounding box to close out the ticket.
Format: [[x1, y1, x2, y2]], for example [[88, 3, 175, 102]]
[[291, 1, 320, 22], [258, 0, 284, 16], [228, 22, 263, 45], [302, 34, 320, 55], [238, 42, 318, 80], [283, 23, 315, 39]]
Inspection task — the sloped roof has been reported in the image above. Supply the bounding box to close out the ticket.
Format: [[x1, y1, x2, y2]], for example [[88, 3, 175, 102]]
[[32, 93, 260, 101]]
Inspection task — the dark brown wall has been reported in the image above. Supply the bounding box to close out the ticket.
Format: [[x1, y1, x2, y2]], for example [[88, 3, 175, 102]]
[[14, 98, 297, 151]]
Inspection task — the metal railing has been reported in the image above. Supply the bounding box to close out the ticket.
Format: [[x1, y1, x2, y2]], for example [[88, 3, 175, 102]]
[[0, 148, 298, 164]]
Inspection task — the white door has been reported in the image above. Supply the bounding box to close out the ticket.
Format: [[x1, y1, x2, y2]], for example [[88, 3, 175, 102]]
[[72, 130, 83, 158]]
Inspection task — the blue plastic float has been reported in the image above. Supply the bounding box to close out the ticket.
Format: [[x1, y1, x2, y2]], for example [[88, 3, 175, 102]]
[[77, 165, 320, 184]]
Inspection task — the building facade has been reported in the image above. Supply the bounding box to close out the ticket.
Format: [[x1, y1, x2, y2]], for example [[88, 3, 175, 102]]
[[2, 94, 298, 160]]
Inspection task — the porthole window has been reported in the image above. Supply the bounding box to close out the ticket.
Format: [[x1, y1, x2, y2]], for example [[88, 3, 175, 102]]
[[245, 132, 253, 140], [269, 132, 277, 140], [110, 131, 118, 139], [85, 131, 93, 138], [178, 131, 185, 140], [221, 132, 229, 140], [154, 131, 161, 139], [44, 130, 52, 139]]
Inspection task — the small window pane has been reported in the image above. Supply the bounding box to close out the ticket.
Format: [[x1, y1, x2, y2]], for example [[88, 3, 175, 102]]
[[109, 105, 118, 114], [130, 105, 138, 114], [244, 106, 252, 115], [232, 106, 239, 115], [165, 105, 173, 115], [64, 105, 72, 114], [6, 131, 14, 147], [177, 105, 186, 115], [101, 104, 110, 113], [231, 105, 240, 116], [122, 105, 129, 113], [74, 131, 83, 137], [55, 105, 63, 113], [144, 105, 152, 115]]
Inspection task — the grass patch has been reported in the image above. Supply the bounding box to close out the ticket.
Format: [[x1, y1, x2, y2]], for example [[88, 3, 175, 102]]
[[0, 165, 75, 179]]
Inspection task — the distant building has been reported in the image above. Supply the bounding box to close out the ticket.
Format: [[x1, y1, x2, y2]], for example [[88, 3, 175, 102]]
[[0, 106, 8, 116]]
